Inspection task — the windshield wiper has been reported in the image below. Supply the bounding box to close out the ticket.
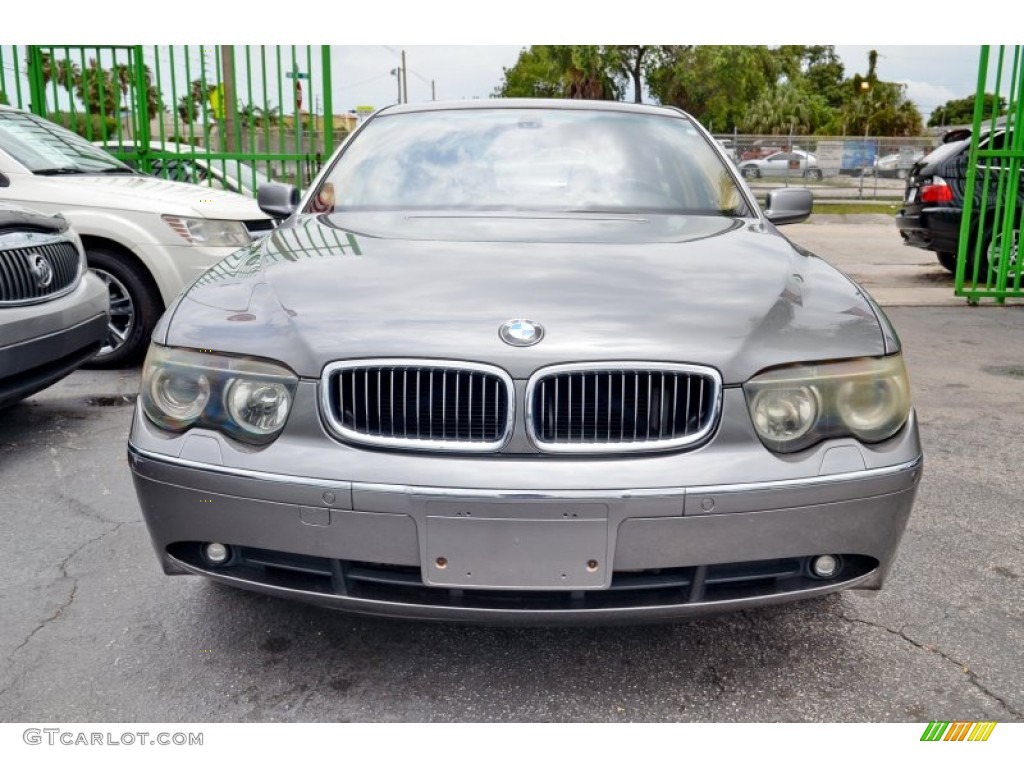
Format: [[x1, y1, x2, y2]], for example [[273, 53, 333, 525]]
[[97, 167, 136, 174], [34, 167, 88, 175]]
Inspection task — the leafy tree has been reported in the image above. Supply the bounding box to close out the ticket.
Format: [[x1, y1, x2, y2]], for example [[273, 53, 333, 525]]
[[491, 44, 922, 136], [238, 102, 282, 127], [610, 46, 651, 104], [177, 79, 215, 123], [32, 52, 161, 122], [928, 93, 1007, 127], [742, 81, 832, 134], [842, 51, 923, 136], [646, 46, 787, 132], [801, 45, 847, 109], [494, 46, 622, 100], [739, 46, 845, 134]]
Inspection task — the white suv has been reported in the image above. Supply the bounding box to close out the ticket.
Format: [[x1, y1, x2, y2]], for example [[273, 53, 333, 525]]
[[0, 105, 273, 366]]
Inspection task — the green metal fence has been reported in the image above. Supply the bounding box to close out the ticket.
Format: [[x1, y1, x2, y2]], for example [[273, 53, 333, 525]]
[[957, 45, 1024, 304], [1, 45, 336, 196]]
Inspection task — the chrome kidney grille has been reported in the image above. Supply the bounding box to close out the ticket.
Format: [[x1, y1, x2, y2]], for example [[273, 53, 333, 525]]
[[526, 363, 722, 453], [321, 360, 515, 452], [0, 239, 82, 305]]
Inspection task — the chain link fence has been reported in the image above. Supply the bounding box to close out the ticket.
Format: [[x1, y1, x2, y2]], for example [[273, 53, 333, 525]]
[[714, 133, 942, 199]]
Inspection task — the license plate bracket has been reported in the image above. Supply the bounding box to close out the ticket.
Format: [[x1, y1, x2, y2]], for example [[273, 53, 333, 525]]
[[424, 516, 608, 590]]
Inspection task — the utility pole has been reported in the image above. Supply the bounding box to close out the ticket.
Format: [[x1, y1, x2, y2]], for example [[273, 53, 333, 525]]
[[401, 50, 408, 104], [390, 68, 402, 104], [220, 45, 237, 152], [315, 95, 320, 158]]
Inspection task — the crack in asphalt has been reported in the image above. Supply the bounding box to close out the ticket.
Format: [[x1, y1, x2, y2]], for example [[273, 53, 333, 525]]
[[839, 613, 1024, 720], [58, 493, 125, 527], [0, 521, 136, 703]]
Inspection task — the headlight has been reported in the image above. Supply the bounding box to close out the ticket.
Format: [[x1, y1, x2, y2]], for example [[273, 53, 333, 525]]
[[141, 345, 297, 444], [162, 215, 251, 247], [225, 380, 292, 436], [744, 355, 911, 453]]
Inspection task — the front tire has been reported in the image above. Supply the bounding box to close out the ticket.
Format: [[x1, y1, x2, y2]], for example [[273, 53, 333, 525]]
[[804, 168, 823, 181], [84, 248, 162, 368], [741, 167, 760, 179]]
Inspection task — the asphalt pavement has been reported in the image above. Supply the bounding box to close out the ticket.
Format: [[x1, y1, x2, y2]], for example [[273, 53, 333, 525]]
[[0, 216, 1021, 722]]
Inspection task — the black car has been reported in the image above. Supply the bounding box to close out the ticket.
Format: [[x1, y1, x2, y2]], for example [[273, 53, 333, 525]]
[[896, 126, 1019, 275]]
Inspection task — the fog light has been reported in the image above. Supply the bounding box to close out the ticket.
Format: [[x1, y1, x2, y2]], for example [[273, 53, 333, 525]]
[[204, 542, 231, 565], [811, 554, 840, 579]]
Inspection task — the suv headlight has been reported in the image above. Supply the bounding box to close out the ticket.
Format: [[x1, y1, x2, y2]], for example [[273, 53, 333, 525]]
[[162, 215, 251, 247], [141, 345, 297, 444], [743, 355, 911, 453]]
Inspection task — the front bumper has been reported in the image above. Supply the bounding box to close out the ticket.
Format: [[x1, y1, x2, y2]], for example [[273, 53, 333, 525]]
[[0, 273, 108, 407], [128, 399, 923, 623]]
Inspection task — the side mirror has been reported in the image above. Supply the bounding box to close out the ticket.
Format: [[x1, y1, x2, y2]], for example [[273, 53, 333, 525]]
[[257, 182, 300, 219], [763, 188, 813, 225]]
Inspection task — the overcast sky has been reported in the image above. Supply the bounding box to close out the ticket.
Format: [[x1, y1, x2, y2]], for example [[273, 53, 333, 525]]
[[3, 3, 993, 124], [329, 45, 984, 121]]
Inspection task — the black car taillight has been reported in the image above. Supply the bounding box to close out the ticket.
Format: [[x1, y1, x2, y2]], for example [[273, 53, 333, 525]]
[[920, 176, 953, 203]]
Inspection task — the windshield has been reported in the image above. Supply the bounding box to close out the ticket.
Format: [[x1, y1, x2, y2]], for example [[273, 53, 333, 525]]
[[0, 110, 133, 173], [310, 107, 747, 216]]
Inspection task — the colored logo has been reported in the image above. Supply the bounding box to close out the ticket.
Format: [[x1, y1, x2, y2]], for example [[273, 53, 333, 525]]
[[921, 721, 996, 741], [499, 319, 544, 347]]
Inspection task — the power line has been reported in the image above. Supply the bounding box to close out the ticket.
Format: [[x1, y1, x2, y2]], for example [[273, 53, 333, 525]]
[[337, 72, 392, 91]]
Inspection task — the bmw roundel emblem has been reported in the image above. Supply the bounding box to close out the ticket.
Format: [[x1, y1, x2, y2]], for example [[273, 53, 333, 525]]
[[499, 319, 544, 347]]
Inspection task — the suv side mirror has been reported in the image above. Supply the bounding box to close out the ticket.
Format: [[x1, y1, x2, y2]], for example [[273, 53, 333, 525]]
[[763, 188, 813, 225], [257, 182, 300, 219]]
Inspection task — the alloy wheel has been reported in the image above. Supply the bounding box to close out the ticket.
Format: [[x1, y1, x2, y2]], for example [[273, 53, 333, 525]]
[[91, 267, 136, 358]]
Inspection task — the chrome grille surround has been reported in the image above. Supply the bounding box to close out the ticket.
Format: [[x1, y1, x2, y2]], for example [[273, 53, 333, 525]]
[[320, 359, 515, 452], [526, 362, 723, 454], [0, 234, 84, 306]]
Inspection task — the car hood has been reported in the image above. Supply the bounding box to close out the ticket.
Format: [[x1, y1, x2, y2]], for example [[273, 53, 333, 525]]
[[165, 212, 887, 383], [18, 174, 262, 219]]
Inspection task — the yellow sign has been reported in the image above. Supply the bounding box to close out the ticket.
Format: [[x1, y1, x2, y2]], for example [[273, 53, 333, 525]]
[[208, 85, 225, 120]]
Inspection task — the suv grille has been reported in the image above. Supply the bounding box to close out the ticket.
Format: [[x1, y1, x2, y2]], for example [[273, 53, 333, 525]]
[[321, 360, 514, 452], [527, 363, 721, 453], [0, 239, 82, 304]]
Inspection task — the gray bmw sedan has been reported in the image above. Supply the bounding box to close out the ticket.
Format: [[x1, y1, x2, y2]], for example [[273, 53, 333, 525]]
[[128, 100, 922, 624]]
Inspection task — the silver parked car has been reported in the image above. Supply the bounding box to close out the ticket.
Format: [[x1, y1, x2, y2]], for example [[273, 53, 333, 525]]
[[128, 100, 922, 624], [739, 149, 823, 180], [94, 140, 273, 198], [1, 203, 108, 408]]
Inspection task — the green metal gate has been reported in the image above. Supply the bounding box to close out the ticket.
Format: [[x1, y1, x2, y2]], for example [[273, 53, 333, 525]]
[[957, 45, 1024, 304], [2, 45, 335, 195]]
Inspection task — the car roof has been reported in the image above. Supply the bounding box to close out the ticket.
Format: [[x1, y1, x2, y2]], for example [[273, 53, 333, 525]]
[[375, 98, 691, 119], [95, 139, 201, 152]]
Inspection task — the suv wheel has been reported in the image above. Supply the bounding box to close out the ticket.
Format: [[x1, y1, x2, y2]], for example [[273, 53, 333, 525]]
[[84, 248, 162, 368], [937, 251, 957, 273], [985, 227, 1020, 280], [804, 168, 823, 181], [741, 167, 760, 179]]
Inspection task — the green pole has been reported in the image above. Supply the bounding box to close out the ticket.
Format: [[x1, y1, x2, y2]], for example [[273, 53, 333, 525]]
[[321, 45, 334, 158], [26, 45, 47, 118]]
